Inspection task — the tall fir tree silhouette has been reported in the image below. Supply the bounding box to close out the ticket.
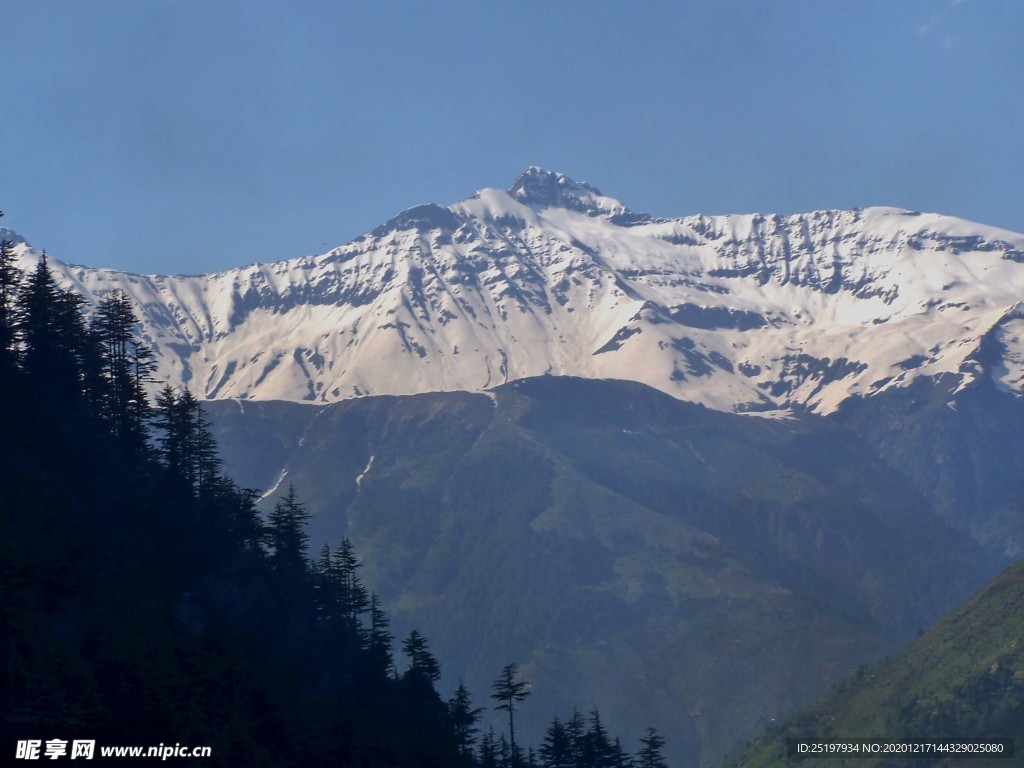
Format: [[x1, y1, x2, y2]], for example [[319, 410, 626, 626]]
[[0, 238, 19, 369], [491, 663, 531, 768], [636, 727, 668, 768], [91, 289, 153, 450], [267, 482, 311, 574], [448, 680, 484, 762]]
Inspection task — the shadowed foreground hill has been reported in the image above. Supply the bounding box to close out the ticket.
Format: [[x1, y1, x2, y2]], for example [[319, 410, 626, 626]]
[[208, 376, 999, 767], [721, 556, 1024, 768]]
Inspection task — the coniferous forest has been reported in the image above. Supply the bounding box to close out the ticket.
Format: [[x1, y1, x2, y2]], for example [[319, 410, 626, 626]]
[[0, 238, 668, 765]]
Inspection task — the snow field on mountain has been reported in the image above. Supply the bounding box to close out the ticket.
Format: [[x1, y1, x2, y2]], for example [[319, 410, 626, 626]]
[[7, 168, 1024, 414]]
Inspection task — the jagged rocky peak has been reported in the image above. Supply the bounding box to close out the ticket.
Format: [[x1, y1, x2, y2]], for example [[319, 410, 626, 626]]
[[0, 227, 29, 247], [509, 167, 633, 218]]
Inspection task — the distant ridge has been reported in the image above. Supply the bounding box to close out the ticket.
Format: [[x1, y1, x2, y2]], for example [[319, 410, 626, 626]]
[[7, 168, 1024, 414]]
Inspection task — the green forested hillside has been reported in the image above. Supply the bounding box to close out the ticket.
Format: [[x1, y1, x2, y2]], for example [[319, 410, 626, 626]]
[[721, 556, 1024, 768]]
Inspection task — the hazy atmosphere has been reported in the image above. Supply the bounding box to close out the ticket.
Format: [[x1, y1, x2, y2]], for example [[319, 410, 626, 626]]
[[6, 3, 1024, 767], [4, 0, 1022, 274]]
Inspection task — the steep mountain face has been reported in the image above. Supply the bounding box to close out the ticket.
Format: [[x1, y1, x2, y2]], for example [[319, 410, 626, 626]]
[[205, 377, 998, 768], [8, 167, 1024, 414], [836, 375, 1024, 558]]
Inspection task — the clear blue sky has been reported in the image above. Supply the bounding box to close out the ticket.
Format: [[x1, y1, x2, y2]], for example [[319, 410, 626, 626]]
[[3, 0, 1022, 275]]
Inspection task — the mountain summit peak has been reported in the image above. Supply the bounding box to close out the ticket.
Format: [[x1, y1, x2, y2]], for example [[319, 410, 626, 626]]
[[0, 227, 28, 247], [507, 167, 634, 219], [509, 167, 603, 206]]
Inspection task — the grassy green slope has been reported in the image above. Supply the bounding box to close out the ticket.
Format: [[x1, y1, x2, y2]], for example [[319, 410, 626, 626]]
[[722, 557, 1024, 768]]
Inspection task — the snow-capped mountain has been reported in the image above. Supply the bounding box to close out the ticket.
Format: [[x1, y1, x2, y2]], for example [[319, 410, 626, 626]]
[[8, 167, 1024, 414]]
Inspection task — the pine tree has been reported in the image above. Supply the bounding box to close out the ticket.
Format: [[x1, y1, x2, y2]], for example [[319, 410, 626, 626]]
[[154, 385, 223, 493], [635, 727, 667, 768], [128, 338, 155, 441], [154, 385, 184, 477], [314, 544, 335, 619], [491, 663, 531, 768], [367, 593, 394, 673], [448, 680, 484, 760], [610, 737, 629, 768], [17, 255, 60, 380], [582, 708, 616, 768], [91, 290, 153, 448], [332, 538, 370, 627], [66, 290, 108, 411], [402, 629, 441, 685], [178, 387, 221, 492], [0, 238, 20, 367], [566, 709, 585, 768], [312, 538, 370, 635], [93, 290, 133, 422], [16, 256, 95, 403], [479, 726, 499, 768], [539, 716, 573, 768], [225, 485, 265, 550], [266, 483, 311, 573], [498, 733, 512, 768]]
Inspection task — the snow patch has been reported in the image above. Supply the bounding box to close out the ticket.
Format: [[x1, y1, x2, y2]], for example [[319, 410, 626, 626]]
[[259, 468, 288, 501], [355, 455, 375, 488]]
